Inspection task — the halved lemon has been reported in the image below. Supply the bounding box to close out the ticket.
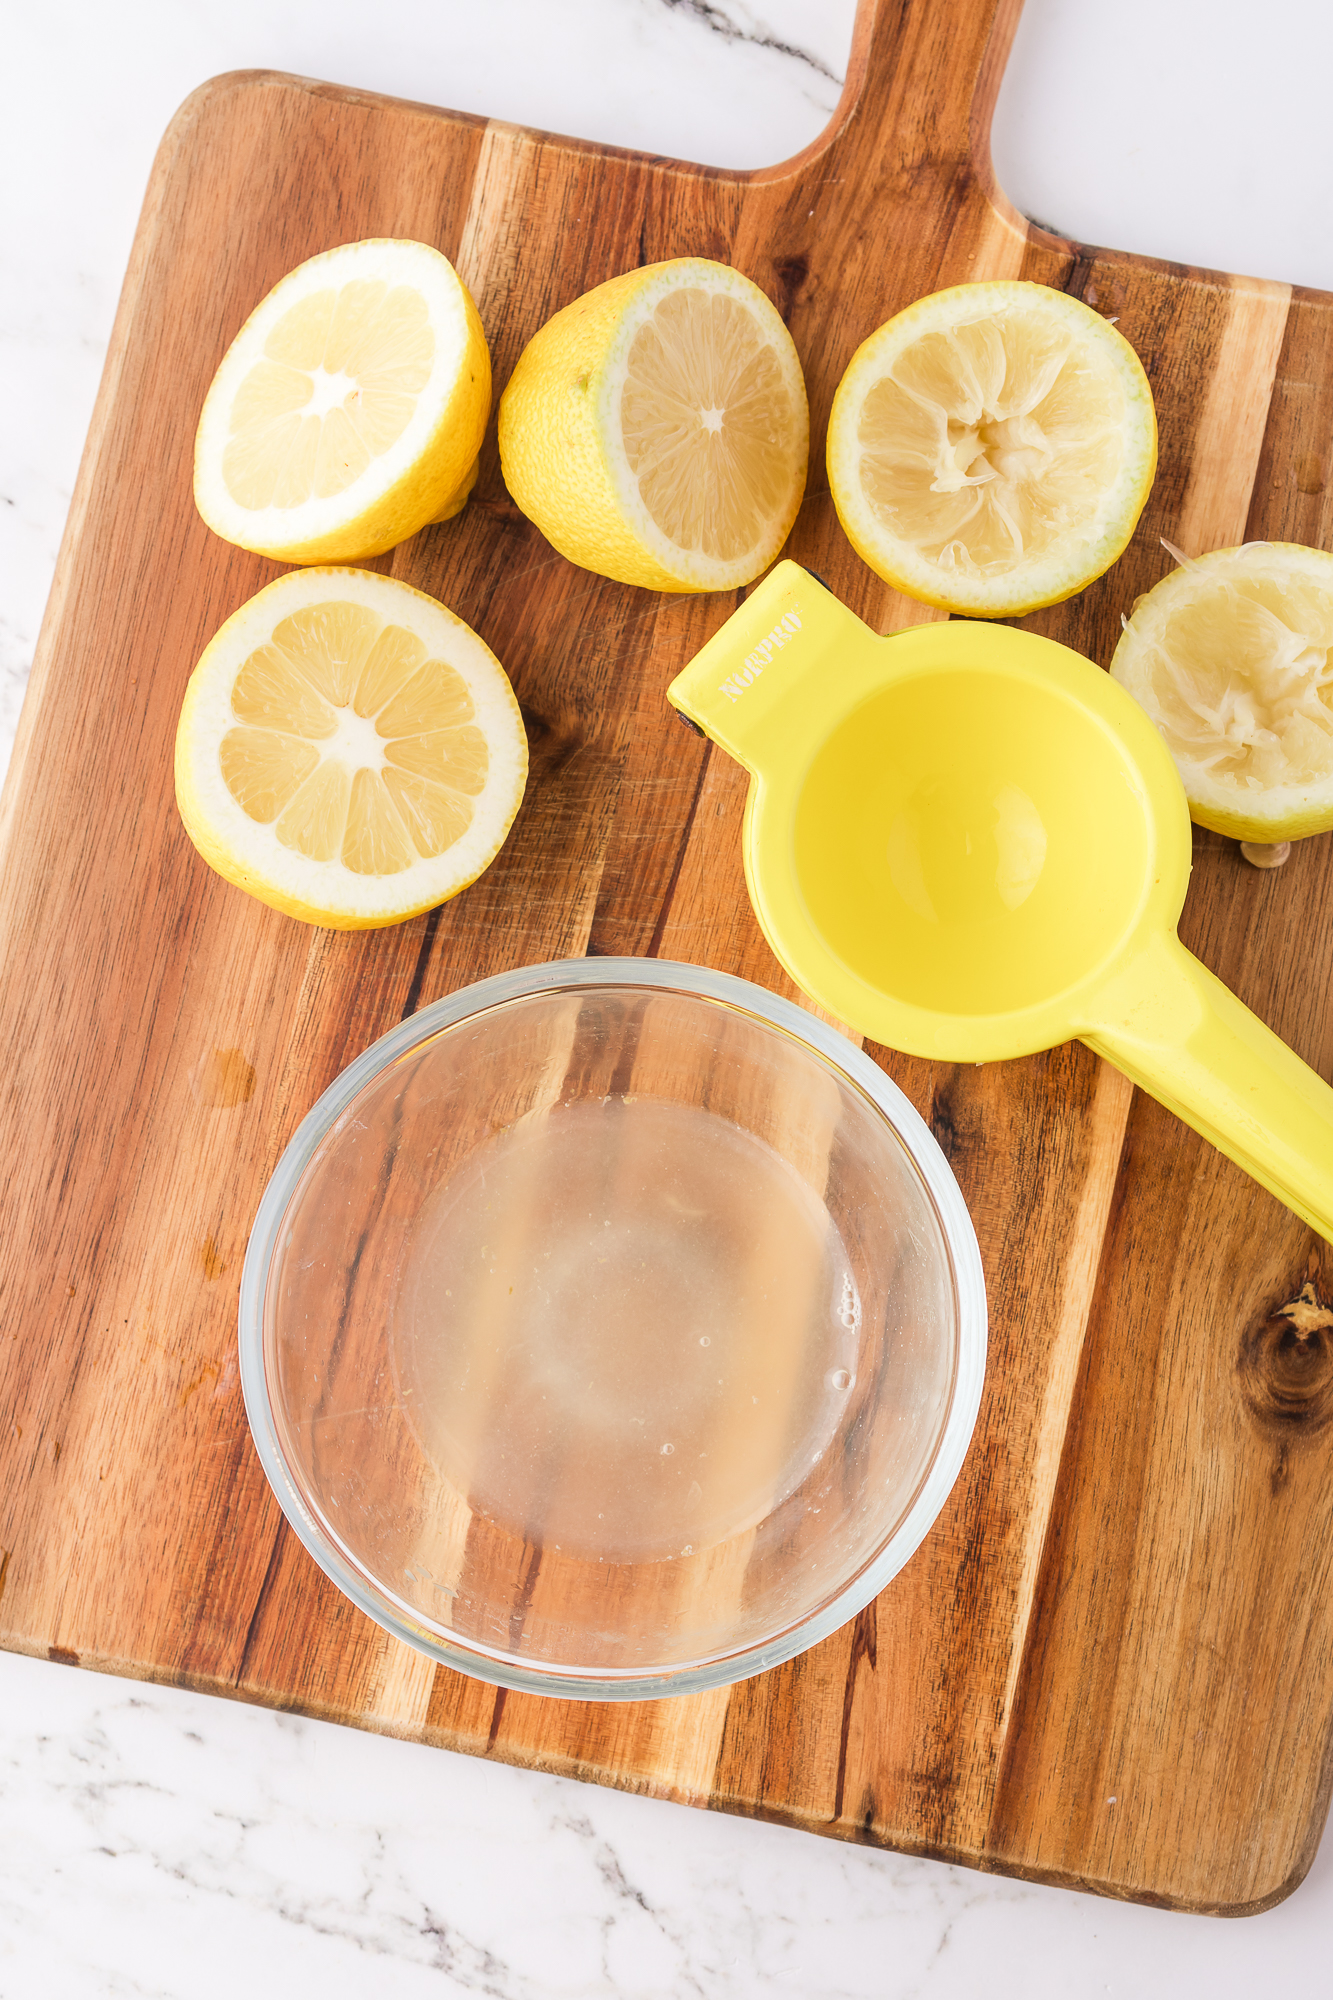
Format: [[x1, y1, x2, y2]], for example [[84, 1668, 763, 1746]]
[[498, 259, 808, 592], [826, 280, 1157, 616], [194, 239, 491, 564], [1111, 541, 1333, 845], [175, 568, 527, 928]]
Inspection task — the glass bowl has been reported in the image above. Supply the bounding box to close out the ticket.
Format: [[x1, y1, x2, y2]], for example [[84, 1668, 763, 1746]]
[[239, 957, 986, 1701]]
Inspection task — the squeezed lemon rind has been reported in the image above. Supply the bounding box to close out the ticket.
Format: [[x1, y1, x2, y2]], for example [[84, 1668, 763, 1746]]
[[826, 279, 1158, 618], [1110, 540, 1333, 843]]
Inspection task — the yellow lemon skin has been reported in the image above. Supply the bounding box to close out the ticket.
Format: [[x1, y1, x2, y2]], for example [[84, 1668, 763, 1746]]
[[826, 280, 1158, 618], [194, 241, 492, 566], [174, 568, 527, 930], [430, 451, 481, 525], [500, 268, 675, 588], [498, 260, 807, 593], [1187, 798, 1333, 845]]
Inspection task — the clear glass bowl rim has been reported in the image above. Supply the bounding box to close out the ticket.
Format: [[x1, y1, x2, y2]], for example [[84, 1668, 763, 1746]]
[[239, 956, 988, 1703]]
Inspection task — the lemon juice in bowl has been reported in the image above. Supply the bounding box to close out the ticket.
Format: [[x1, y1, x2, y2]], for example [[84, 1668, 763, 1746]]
[[391, 1094, 862, 1565], [244, 961, 982, 1694]]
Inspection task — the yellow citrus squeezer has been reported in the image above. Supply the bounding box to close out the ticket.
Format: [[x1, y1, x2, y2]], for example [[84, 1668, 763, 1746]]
[[668, 562, 1333, 1243]]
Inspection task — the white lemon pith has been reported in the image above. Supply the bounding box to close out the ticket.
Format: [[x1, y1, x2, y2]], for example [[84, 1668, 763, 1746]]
[[175, 569, 527, 928], [498, 259, 809, 592], [1111, 542, 1333, 844], [826, 281, 1157, 616], [194, 239, 491, 564]]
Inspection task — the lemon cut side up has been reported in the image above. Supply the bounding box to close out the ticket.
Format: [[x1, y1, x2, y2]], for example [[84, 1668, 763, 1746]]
[[194, 239, 491, 564], [175, 569, 527, 928], [1111, 541, 1333, 847], [499, 259, 809, 592], [826, 280, 1157, 617]]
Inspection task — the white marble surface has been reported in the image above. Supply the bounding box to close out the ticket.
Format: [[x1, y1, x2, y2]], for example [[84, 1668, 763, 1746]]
[[3, 2, 1333, 1992], [4, 1648, 1332, 2000]]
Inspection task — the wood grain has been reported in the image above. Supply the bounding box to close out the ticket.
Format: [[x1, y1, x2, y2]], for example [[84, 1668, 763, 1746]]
[[2, 0, 1332, 1913]]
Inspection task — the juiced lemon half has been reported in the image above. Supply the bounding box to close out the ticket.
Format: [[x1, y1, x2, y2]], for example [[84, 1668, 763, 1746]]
[[194, 239, 491, 563], [1111, 541, 1333, 845], [175, 568, 527, 928], [826, 280, 1157, 616], [499, 259, 808, 592]]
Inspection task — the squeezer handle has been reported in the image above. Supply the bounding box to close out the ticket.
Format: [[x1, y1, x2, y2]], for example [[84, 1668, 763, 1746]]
[[1083, 933, 1333, 1245]]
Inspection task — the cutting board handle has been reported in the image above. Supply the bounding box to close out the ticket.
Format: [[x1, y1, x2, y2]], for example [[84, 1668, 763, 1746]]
[[767, 0, 1022, 200]]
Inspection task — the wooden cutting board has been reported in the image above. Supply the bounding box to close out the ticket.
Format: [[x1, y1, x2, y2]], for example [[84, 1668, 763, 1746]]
[[3, 0, 1332, 1916]]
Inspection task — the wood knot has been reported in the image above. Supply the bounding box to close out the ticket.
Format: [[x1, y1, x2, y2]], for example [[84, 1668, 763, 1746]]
[[189, 1046, 255, 1108], [770, 252, 811, 322], [1238, 1282, 1333, 1437]]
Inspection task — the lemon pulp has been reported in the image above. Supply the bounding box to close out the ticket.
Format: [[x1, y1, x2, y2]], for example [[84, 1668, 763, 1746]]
[[221, 281, 436, 511], [223, 601, 487, 871], [619, 285, 802, 566]]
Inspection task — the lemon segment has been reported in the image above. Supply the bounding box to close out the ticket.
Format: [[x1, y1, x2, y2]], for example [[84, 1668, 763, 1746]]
[[826, 281, 1157, 617], [498, 259, 809, 592], [175, 568, 527, 928], [1111, 541, 1333, 843], [194, 239, 491, 564]]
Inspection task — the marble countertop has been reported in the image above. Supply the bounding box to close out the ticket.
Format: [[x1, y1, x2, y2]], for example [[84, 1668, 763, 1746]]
[[3, 2, 1331, 1991]]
